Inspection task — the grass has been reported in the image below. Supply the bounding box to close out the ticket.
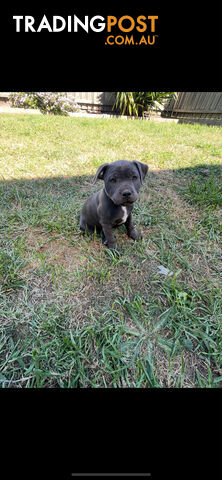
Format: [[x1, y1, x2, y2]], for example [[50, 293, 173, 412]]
[[0, 113, 221, 387]]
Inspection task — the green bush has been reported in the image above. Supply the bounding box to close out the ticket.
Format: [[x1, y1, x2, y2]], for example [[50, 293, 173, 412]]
[[113, 91, 176, 116]]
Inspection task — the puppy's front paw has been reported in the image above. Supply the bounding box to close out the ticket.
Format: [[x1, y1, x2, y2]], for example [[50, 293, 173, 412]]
[[129, 228, 142, 241]]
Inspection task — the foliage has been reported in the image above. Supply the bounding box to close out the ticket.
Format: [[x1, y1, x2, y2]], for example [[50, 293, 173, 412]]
[[113, 91, 176, 116], [113, 92, 138, 116], [9, 92, 79, 116]]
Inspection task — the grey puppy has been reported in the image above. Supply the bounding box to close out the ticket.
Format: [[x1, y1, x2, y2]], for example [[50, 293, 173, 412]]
[[80, 160, 148, 252]]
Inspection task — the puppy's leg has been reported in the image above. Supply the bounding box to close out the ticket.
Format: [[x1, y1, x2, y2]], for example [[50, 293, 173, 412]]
[[125, 214, 142, 240], [80, 215, 96, 235], [102, 231, 107, 245], [79, 213, 86, 232], [101, 223, 119, 251]]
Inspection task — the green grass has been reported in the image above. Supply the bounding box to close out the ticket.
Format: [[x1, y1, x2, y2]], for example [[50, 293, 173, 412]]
[[0, 113, 221, 387]]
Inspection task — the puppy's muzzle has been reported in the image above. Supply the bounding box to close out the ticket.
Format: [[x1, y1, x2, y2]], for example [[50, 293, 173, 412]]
[[122, 189, 132, 198]]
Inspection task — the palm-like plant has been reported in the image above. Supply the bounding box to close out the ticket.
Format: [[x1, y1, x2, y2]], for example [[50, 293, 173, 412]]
[[113, 92, 138, 116], [113, 91, 176, 116]]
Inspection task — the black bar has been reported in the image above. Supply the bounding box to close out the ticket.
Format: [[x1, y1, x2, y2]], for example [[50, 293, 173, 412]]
[[71, 475, 151, 477]]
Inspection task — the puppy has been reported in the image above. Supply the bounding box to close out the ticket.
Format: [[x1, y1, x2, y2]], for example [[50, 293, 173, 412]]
[[80, 160, 148, 251]]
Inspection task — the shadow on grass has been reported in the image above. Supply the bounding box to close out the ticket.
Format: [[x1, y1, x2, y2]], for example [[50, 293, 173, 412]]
[[177, 118, 222, 127], [0, 173, 94, 233], [0, 163, 221, 249], [1, 163, 221, 216], [161, 112, 222, 127], [1, 162, 221, 194]]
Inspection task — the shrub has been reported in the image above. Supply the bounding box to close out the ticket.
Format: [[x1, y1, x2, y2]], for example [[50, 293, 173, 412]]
[[113, 91, 176, 116], [9, 92, 79, 116]]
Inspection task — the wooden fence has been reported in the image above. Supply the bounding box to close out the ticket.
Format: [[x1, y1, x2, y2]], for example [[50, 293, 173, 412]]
[[67, 92, 116, 113], [71, 92, 222, 123], [164, 92, 222, 124]]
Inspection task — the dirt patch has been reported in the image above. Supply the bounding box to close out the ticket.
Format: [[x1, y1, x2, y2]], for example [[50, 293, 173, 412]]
[[152, 340, 209, 387], [23, 227, 87, 274]]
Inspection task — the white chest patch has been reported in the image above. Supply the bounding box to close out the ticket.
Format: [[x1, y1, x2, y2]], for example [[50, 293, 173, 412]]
[[120, 206, 128, 224]]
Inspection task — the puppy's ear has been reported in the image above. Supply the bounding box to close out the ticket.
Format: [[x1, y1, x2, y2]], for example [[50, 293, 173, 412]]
[[93, 163, 110, 184], [133, 161, 149, 183]]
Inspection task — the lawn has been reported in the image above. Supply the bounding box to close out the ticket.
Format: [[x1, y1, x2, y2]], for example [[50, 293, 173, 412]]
[[0, 113, 221, 387]]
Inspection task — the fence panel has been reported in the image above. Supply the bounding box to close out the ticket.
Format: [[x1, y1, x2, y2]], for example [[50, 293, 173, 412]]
[[171, 92, 222, 116], [68, 92, 115, 112]]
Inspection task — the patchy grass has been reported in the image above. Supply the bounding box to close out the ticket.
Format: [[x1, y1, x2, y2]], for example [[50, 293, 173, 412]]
[[0, 113, 221, 387]]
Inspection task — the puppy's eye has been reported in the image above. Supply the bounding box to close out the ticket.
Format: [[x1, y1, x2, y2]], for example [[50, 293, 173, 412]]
[[133, 175, 138, 180], [110, 178, 116, 183]]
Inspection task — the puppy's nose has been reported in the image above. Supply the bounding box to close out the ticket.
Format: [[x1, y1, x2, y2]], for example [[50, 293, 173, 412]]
[[122, 190, 132, 197]]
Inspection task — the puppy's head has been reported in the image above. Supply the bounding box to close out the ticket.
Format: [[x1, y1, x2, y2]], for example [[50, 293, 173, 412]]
[[94, 160, 148, 206]]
